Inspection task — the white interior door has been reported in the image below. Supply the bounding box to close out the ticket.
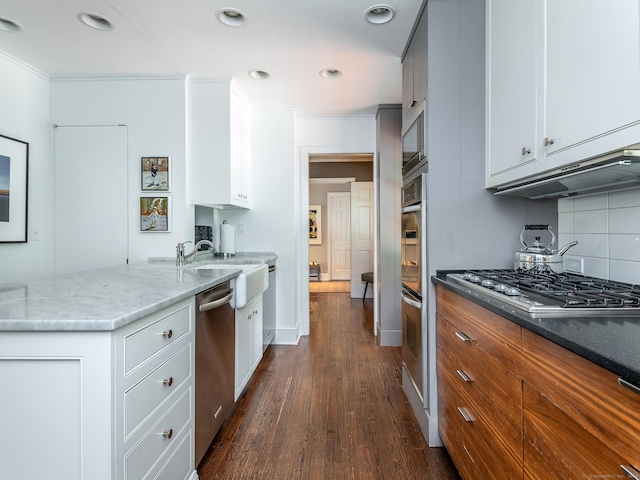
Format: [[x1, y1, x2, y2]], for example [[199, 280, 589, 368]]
[[350, 182, 374, 298], [54, 125, 128, 275], [328, 192, 351, 281]]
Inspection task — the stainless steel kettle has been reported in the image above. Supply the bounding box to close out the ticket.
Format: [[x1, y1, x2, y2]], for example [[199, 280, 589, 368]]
[[514, 225, 578, 273]]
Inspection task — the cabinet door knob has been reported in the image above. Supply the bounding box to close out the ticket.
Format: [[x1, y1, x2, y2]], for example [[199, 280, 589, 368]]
[[162, 329, 173, 339], [409, 100, 417, 108], [162, 428, 173, 440], [543, 137, 555, 146], [163, 377, 174, 387], [521, 147, 531, 156]]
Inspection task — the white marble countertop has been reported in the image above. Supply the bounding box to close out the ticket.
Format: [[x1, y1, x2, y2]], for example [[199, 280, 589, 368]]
[[0, 252, 277, 332]]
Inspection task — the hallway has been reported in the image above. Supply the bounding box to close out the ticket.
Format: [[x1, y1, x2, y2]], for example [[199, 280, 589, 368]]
[[197, 292, 460, 479]]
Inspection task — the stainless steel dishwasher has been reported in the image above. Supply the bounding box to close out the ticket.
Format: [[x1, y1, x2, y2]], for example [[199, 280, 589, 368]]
[[195, 281, 235, 467]]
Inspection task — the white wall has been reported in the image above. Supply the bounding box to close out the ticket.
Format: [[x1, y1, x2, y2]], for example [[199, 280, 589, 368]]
[[0, 53, 53, 282], [558, 188, 640, 283], [50, 76, 191, 263], [221, 108, 298, 344]]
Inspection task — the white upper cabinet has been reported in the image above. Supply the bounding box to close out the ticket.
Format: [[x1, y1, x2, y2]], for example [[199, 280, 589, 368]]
[[402, 13, 428, 128], [189, 78, 251, 209], [486, 0, 640, 188], [485, 0, 539, 178]]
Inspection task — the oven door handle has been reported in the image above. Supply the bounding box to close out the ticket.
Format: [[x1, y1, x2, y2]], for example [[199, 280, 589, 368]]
[[402, 205, 421, 214], [401, 292, 421, 309]]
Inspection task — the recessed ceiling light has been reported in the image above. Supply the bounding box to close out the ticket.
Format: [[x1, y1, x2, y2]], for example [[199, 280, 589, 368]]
[[0, 16, 23, 32], [249, 70, 270, 80], [216, 8, 247, 27], [364, 5, 396, 24], [78, 12, 114, 31], [320, 68, 342, 79]]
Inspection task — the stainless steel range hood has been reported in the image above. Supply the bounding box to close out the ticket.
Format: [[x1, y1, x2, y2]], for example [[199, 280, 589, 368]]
[[494, 144, 640, 199]]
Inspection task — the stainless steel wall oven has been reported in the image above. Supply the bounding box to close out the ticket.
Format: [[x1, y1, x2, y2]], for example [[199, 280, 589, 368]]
[[401, 170, 427, 399]]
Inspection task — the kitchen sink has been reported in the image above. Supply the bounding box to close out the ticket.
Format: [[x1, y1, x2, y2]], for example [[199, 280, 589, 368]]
[[189, 263, 268, 309]]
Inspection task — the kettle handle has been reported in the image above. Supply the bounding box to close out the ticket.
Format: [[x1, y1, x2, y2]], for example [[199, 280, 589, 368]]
[[520, 224, 555, 250]]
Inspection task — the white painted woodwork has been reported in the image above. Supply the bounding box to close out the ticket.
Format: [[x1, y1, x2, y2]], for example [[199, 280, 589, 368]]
[[188, 78, 251, 209], [328, 192, 351, 281], [402, 13, 428, 127], [350, 182, 374, 299], [53, 125, 128, 275], [485, 0, 538, 178], [235, 294, 263, 400], [0, 297, 197, 480], [486, 0, 640, 188]]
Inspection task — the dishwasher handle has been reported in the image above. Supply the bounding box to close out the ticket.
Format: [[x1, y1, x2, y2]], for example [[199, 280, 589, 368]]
[[199, 288, 234, 312]]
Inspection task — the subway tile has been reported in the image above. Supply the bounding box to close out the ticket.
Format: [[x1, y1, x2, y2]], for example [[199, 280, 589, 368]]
[[573, 233, 608, 258], [583, 256, 609, 279], [609, 234, 640, 262], [610, 259, 640, 284], [573, 209, 608, 234], [609, 206, 640, 234], [557, 197, 574, 213], [609, 186, 640, 208], [557, 233, 575, 253], [573, 193, 608, 211], [558, 212, 573, 234]]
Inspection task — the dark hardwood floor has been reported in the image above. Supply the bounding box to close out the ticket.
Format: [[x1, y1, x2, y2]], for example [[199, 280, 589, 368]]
[[197, 292, 460, 479]]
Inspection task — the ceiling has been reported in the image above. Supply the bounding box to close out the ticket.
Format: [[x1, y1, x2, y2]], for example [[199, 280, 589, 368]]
[[0, 0, 423, 116]]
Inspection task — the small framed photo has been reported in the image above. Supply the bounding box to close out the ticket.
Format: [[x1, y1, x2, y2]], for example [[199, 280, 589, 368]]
[[0, 133, 29, 243], [140, 196, 170, 232], [309, 204, 321, 245], [141, 156, 170, 191]]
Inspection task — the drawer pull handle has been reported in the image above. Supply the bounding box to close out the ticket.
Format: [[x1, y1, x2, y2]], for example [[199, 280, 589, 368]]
[[457, 407, 474, 422], [455, 331, 472, 342], [456, 369, 472, 382], [162, 428, 173, 440], [163, 377, 174, 387], [619, 378, 640, 396], [163, 329, 173, 339], [621, 465, 640, 480]]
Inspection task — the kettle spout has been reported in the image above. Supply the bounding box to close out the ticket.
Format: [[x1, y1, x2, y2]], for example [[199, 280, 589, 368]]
[[557, 240, 578, 256]]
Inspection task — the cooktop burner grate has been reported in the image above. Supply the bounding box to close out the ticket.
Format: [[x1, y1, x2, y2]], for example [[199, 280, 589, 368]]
[[446, 269, 640, 315]]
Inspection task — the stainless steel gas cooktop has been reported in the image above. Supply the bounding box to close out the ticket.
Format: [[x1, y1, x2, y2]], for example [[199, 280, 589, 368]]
[[446, 270, 640, 316]]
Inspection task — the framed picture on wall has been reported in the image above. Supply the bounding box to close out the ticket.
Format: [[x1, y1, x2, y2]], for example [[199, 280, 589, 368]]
[[141, 156, 170, 191], [140, 196, 170, 232], [309, 204, 321, 245], [0, 133, 29, 243]]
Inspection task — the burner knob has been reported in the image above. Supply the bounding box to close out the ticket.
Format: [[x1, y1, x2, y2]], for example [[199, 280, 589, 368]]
[[462, 273, 474, 280], [494, 284, 507, 292], [504, 287, 521, 296], [481, 279, 496, 287], [469, 275, 482, 283]]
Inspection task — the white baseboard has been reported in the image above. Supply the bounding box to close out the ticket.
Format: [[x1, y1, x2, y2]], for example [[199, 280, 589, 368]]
[[188, 469, 199, 480], [274, 326, 300, 344]]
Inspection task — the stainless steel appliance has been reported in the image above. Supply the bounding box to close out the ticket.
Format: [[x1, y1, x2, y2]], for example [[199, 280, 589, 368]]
[[401, 171, 427, 399], [447, 270, 640, 317], [195, 282, 235, 466], [402, 103, 426, 177], [263, 261, 276, 352], [494, 143, 640, 199]]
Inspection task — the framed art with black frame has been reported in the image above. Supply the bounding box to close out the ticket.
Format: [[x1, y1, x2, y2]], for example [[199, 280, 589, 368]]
[[0, 133, 28, 243]]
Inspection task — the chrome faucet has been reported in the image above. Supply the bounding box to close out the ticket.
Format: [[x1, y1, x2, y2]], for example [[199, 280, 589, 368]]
[[176, 240, 218, 266]]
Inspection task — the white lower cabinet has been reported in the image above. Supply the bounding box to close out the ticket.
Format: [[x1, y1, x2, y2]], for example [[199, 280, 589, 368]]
[[0, 297, 197, 480], [235, 294, 263, 399]]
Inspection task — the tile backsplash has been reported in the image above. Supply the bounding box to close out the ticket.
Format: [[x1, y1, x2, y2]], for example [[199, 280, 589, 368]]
[[558, 187, 640, 283]]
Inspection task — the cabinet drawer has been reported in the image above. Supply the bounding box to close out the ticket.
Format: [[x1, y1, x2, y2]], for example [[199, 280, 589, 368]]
[[124, 303, 191, 374], [125, 345, 191, 437], [523, 382, 627, 479], [521, 328, 640, 467], [125, 390, 191, 480], [155, 430, 192, 480], [437, 312, 522, 430], [436, 287, 522, 374]]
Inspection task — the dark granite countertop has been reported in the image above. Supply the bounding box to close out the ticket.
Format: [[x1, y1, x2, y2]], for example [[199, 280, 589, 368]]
[[432, 271, 640, 389]]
